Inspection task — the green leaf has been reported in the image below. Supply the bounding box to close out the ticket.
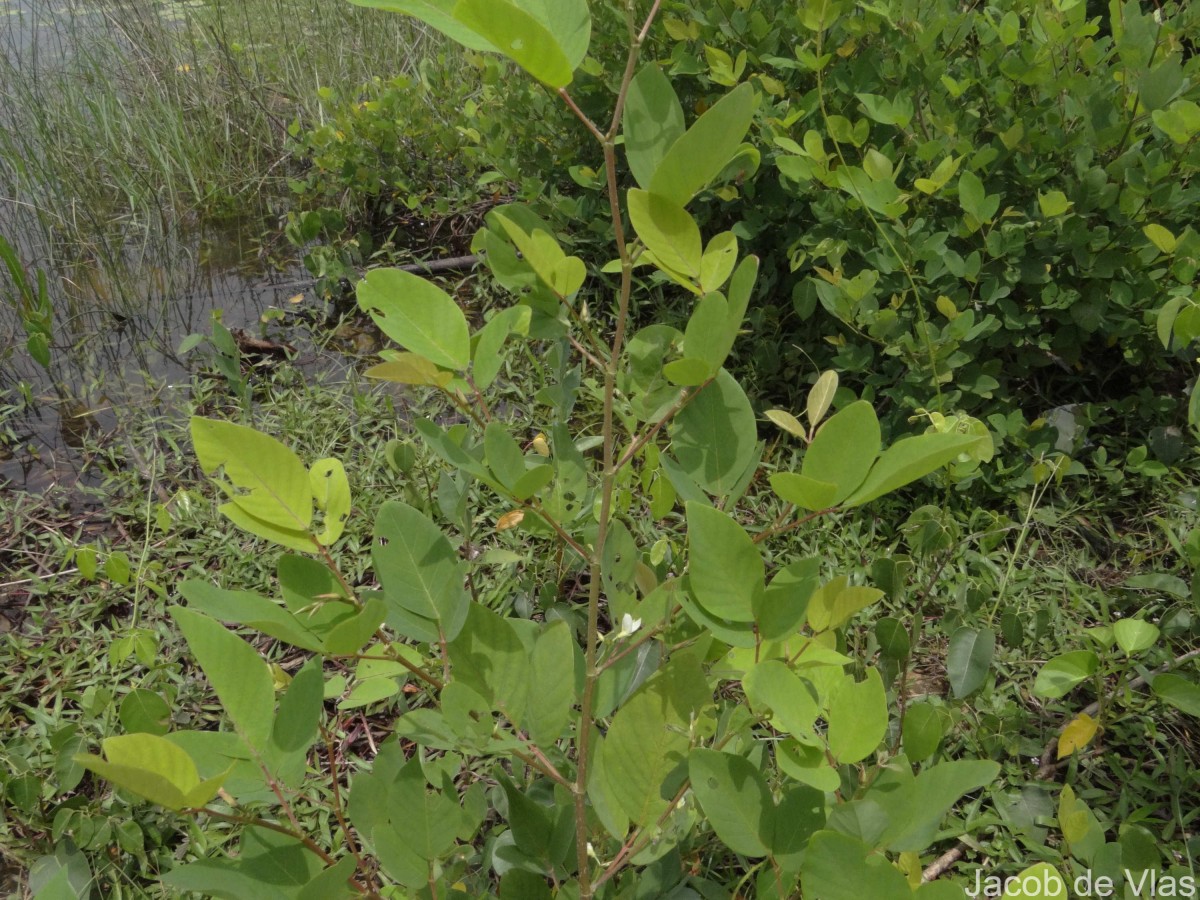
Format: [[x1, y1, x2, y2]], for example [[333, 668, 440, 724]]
[[669, 368, 758, 497], [628, 189, 703, 281], [765, 409, 807, 440], [688, 749, 771, 857], [699, 232, 738, 293], [170, 608, 275, 751], [744, 659, 819, 740], [958, 170, 999, 224], [827, 669, 887, 764], [266, 659, 323, 789], [191, 417, 312, 532], [163, 827, 325, 900], [807, 582, 883, 632], [473, 306, 531, 390], [356, 268, 470, 370], [801, 831, 914, 900], [365, 354, 454, 387], [1138, 57, 1183, 112], [218, 503, 316, 553], [902, 703, 946, 761], [681, 292, 734, 377], [414, 418, 496, 486], [526, 621, 577, 745], [874, 617, 910, 660], [802, 400, 880, 504], [1152, 674, 1200, 716], [118, 690, 172, 736], [1038, 190, 1072, 218], [624, 64, 685, 189], [373, 501, 470, 643], [310, 458, 350, 546], [807, 371, 838, 426], [180, 580, 330, 652], [947, 627, 995, 698], [347, 0, 498, 51], [1144, 223, 1177, 255], [600, 655, 711, 826], [1152, 98, 1200, 143], [875, 759, 1001, 852], [324, 602, 388, 657], [453, 0, 574, 87], [1113, 619, 1160, 655], [759, 557, 820, 641], [769, 472, 838, 512], [485, 421, 528, 490], [448, 604, 531, 725], [650, 82, 757, 207], [686, 501, 763, 623], [500, 776, 553, 860], [844, 432, 983, 506], [1033, 650, 1099, 699], [76, 734, 229, 811], [726, 255, 759, 330], [297, 857, 359, 900]]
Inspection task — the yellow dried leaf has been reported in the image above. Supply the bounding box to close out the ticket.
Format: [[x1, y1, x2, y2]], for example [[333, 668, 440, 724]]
[[1057, 712, 1099, 759], [496, 510, 525, 532], [530, 433, 550, 457], [288, 293, 304, 304]]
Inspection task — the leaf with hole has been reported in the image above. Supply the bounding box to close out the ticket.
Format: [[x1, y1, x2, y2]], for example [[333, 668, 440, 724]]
[[356, 268, 470, 370], [191, 417, 312, 534], [373, 501, 470, 643], [310, 458, 350, 546]]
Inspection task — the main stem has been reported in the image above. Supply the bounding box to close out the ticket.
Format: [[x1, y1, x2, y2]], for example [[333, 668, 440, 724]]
[[570, 7, 657, 896]]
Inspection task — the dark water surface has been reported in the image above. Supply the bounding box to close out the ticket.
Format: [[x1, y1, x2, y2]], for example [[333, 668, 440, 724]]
[[0, 0, 315, 493]]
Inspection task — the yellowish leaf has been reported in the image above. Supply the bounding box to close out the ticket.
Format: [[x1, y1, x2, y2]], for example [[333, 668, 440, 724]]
[[496, 510, 525, 532], [1144, 223, 1177, 255], [765, 409, 807, 440], [1057, 712, 1099, 759], [936, 295, 959, 320], [530, 434, 550, 457]]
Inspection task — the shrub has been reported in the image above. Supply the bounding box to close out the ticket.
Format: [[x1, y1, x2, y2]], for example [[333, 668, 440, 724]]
[[72, 3, 1034, 897]]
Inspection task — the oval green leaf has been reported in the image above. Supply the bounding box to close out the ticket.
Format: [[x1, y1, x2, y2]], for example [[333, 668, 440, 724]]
[[356, 268, 470, 371]]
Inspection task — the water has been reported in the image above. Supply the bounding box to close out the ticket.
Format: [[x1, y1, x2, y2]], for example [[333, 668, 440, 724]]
[[0, 0, 316, 493]]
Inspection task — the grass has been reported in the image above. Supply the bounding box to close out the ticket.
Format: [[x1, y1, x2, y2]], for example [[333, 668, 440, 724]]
[[0, 0, 471, 344], [2, 320, 1198, 894]]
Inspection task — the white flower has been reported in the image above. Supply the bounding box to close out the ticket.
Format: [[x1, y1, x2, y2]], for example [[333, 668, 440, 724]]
[[615, 613, 642, 640]]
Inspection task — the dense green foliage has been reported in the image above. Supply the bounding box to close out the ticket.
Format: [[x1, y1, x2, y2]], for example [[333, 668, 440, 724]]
[[289, 0, 1200, 482]]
